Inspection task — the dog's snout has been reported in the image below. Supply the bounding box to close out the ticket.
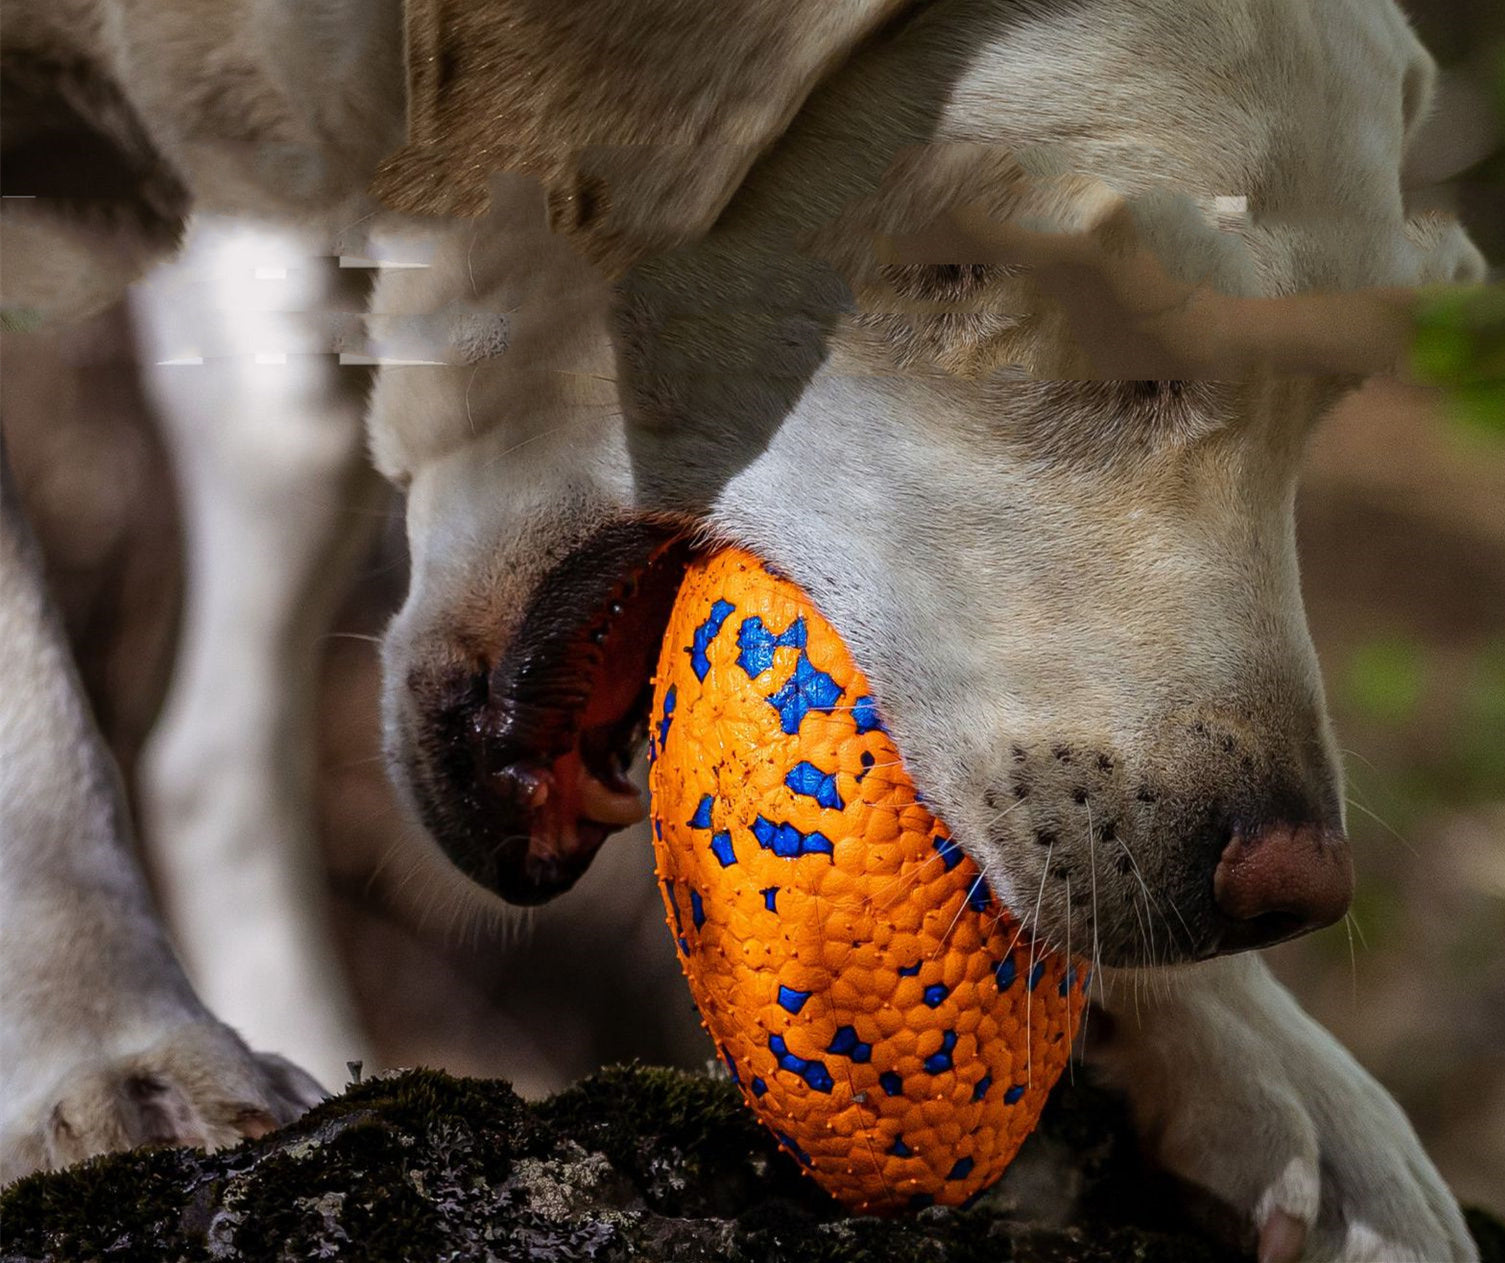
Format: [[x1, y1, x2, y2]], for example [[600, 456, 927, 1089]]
[[1212, 822, 1352, 951]]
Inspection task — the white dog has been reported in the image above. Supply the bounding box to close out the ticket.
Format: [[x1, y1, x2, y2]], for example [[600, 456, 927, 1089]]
[[0, 1, 1486, 1260]]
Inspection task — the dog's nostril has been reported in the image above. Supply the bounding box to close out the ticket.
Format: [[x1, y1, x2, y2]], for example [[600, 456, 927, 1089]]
[[1212, 821, 1352, 950]]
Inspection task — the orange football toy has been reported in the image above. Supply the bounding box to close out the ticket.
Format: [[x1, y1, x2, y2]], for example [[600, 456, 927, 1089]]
[[648, 549, 1088, 1215]]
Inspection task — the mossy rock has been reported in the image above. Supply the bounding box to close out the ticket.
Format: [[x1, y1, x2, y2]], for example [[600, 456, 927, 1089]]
[[2, 1065, 1500, 1263]]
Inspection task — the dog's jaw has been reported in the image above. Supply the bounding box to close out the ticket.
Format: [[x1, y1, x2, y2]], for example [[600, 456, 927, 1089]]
[[385, 518, 688, 904]]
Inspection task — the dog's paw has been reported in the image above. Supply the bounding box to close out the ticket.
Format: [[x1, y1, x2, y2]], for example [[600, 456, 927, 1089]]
[[1094, 957, 1477, 1263], [9, 1020, 325, 1177]]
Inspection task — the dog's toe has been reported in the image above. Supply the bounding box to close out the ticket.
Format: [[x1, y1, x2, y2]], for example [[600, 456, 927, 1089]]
[[38, 1022, 326, 1172]]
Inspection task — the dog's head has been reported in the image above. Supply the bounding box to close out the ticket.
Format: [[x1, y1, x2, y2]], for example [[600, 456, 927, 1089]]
[[370, 0, 1484, 967]]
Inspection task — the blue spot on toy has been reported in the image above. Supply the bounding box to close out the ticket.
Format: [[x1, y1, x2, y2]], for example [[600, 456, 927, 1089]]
[[767, 652, 844, 734], [784, 760, 844, 809], [967, 875, 993, 912], [688, 598, 736, 680], [769, 1033, 834, 1094], [751, 815, 834, 859], [709, 831, 737, 867], [924, 1030, 958, 1075], [736, 614, 807, 678], [851, 694, 885, 734], [933, 834, 964, 871], [777, 985, 812, 1014], [826, 1025, 872, 1063]]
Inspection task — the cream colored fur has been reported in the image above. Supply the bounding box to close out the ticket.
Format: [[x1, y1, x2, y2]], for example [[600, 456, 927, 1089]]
[[0, 0, 1488, 1259]]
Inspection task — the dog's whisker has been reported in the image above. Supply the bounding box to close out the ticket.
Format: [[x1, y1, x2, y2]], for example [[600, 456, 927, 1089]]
[[1345, 796, 1418, 857], [464, 363, 480, 437], [1115, 837, 1160, 967], [1063, 874, 1074, 1083], [1024, 842, 1053, 1090], [1085, 803, 1101, 1006], [871, 846, 945, 906], [1354, 915, 1366, 1011], [983, 796, 1027, 830], [480, 408, 624, 468], [929, 873, 980, 960], [336, 752, 388, 770]]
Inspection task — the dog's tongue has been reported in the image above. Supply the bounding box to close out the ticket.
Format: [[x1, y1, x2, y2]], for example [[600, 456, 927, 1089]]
[[577, 767, 647, 826]]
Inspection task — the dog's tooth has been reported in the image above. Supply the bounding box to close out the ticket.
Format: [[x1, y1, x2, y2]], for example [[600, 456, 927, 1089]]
[[578, 772, 647, 826]]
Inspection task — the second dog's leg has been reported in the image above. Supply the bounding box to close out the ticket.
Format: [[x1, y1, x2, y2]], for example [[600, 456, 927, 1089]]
[[0, 451, 323, 1182], [132, 219, 381, 1087]]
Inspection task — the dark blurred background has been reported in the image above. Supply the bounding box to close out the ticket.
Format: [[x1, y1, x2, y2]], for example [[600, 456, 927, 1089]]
[[2, 0, 1501, 1216]]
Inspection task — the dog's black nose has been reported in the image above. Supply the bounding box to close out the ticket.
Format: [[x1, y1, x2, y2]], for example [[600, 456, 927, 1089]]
[[1211, 822, 1352, 951]]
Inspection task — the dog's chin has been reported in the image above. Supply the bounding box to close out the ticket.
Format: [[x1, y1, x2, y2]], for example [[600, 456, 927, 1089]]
[[405, 520, 694, 905]]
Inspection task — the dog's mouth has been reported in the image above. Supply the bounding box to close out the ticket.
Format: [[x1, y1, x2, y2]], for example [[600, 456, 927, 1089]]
[[420, 520, 692, 905]]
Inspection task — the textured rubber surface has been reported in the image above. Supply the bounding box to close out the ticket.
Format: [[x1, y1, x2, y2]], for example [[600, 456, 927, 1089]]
[[649, 548, 1088, 1214]]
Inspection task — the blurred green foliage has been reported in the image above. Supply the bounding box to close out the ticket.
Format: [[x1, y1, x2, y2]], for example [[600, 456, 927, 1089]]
[[1413, 285, 1505, 437], [1344, 635, 1427, 724], [1456, 639, 1505, 795], [1410, 51, 1505, 437]]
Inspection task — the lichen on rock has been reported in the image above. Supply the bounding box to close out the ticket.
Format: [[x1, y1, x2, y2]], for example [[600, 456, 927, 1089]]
[[3, 1065, 1501, 1263]]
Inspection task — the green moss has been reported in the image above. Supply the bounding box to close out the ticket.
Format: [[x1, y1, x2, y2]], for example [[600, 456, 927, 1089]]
[[3, 1065, 1500, 1262], [2, 1146, 206, 1263], [539, 1062, 821, 1217]]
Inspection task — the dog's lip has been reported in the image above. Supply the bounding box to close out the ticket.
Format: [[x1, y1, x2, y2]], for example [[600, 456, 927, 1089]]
[[488, 749, 648, 832], [442, 521, 690, 903]]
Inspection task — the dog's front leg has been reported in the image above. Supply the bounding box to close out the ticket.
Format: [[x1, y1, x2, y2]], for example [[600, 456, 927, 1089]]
[[1090, 953, 1476, 1262], [131, 218, 381, 1088], [0, 454, 323, 1183]]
